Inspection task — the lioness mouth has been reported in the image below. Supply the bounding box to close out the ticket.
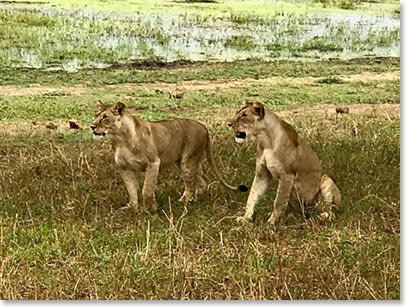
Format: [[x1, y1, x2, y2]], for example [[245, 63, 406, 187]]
[[93, 131, 106, 136], [235, 131, 246, 144], [236, 131, 246, 139]]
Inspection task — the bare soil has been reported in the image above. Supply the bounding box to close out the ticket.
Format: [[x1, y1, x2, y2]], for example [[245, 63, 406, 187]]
[[0, 84, 86, 96]]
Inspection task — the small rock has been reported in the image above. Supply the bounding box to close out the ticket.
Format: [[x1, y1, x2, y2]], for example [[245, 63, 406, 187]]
[[45, 122, 57, 130], [336, 106, 349, 114], [69, 119, 80, 129], [169, 91, 184, 99]]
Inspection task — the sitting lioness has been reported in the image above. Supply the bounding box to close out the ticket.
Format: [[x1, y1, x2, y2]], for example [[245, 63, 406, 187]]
[[91, 101, 246, 211], [228, 102, 341, 226]]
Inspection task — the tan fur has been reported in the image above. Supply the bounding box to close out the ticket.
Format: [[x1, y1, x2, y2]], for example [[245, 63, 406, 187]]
[[228, 102, 341, 226], [91, 101, 243, 211]]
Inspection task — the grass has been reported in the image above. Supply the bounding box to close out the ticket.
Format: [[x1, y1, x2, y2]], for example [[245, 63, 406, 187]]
[[9, 0, 400, 16], [0, 0, 400, 300], [225, 35, 255, 51], [0, 57, 400, 299], [0, 57, 400, 87], [0, 73, 399, 123], [0, 106, 400, 299]]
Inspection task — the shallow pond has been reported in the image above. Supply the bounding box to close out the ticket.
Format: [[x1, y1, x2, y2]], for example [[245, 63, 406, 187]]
[[0, 4, 400, 71]]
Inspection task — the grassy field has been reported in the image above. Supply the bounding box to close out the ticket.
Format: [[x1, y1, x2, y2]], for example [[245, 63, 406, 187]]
[[0, 0, 400, 301]]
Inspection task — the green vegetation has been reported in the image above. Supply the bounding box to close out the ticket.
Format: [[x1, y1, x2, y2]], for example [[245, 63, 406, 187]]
[[10, 0, 400, 16], [0, 58, 400, 299], [0, 1, 399, 68], [0, 0, 400, 301], [0, 57, 400, 87], [225, 35, 255, 51]]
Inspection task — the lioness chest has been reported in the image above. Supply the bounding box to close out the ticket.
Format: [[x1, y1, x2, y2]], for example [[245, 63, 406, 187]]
[[114, 147, 148, 171], [258, 149, 285, 178]]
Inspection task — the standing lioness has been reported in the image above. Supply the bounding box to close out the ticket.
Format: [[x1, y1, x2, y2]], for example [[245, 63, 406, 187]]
[[91, 101, 246, 211], [228, 102, 341, 226]]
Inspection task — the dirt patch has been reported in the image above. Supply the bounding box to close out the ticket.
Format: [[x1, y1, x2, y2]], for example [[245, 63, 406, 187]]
[[0, 71, 399, 97], [213, 103, 400, 126], [338, 71, 399, 82], [0, 84, 86, 97], [128, 70, 400, 94], [277, 103, 400, 118]]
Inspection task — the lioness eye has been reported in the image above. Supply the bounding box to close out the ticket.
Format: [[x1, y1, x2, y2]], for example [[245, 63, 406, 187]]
[[239, 113, 246, 119]]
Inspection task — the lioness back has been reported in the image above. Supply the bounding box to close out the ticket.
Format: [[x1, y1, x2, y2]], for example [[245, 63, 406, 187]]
[[150, 119, 209, 163]]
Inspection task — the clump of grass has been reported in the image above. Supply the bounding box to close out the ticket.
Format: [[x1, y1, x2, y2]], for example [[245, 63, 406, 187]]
[[300, 37, 344, 53], [225, 35, 255, 51], [315, 76, 345, 84], [314, 0, 361, 10]]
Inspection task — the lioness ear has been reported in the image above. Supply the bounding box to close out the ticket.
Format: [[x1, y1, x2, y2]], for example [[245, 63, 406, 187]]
[[112, 101, 126, 116], [252, 102, 265, 120], [96, 100, 105, 110]]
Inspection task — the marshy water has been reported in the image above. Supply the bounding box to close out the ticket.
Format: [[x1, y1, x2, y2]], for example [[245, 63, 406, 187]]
[[0, 3, 400, 71]]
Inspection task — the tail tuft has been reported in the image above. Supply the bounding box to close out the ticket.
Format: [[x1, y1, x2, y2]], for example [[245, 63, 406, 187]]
[[238, 185, 249, 192]]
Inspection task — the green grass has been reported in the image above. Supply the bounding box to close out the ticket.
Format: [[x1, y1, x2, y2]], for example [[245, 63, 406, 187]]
[[11, 0, 400, 16], [0, 0, 400, 300], [0, 57, 400, 299], [0, 106, 399, 299], [0, 57, 400, 87], [0, 77, 399, 123], [225, 35, 255, 51]]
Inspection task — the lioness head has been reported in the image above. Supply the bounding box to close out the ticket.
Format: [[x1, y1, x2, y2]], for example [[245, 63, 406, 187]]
[[227, 101, 265, 143], [90, 100, 126, 136]]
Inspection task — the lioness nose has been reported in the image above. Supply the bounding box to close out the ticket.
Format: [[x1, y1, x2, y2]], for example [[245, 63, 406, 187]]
[[227, 122, 233, 128], [90, 125, 96, 130]]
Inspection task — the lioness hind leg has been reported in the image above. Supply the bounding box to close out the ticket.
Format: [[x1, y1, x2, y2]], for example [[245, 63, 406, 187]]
[[179, 157, 200, 203], [195, 174, 208, 195], [195, 164, 208, 195], [315, 174, 341, 221]]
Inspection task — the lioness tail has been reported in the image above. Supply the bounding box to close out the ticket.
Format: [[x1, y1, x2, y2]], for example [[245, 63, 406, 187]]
[[205, 135, 248, 192]]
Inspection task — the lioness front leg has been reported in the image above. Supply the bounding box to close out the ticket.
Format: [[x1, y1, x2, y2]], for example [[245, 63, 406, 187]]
[[142, 160, 160, 211], [237, 165, 271, 223], [268, 174, 295, 227], [118, 169, 139, 208]]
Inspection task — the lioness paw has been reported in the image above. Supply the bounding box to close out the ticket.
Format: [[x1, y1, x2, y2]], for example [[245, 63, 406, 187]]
[[179, 191, 194, 204], [319, 212, 333, 221], [236, 216, 252, 224], [267, 214, 277, 227], [119, 201, 139, 212]]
